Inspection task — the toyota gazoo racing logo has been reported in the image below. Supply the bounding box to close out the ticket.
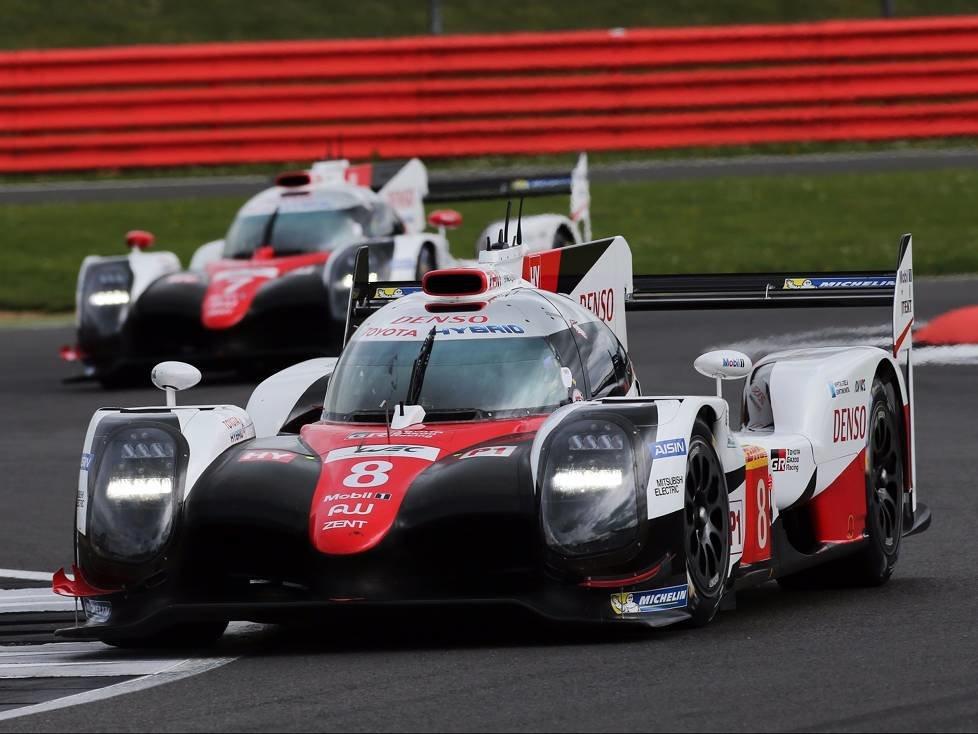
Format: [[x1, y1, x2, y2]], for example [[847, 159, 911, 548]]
[[783, 276, 896, 290]]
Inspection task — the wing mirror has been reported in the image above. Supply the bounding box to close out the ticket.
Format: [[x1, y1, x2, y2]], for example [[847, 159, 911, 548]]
[[427, 209, 463, 237], [125, 230, 155, 250], [151, 361, 202, 407], [694, 350, 752, 398]]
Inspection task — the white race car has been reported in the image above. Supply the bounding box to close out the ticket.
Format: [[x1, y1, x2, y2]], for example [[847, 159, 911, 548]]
[[63, 155, 591, 385], [56, 225, 930, 646]]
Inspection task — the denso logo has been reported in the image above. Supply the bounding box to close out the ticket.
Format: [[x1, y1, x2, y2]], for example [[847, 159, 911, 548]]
[[833, 406, 867, 443], [652, 438, 687, 458], [579, 288, 614, 323], [392, 315, 488, 325]]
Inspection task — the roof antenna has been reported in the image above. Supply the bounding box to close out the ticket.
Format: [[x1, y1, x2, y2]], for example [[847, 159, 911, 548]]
[[503, 200, 512, 244], [515, 196, 524, 246], [485, 235, 492, 252]]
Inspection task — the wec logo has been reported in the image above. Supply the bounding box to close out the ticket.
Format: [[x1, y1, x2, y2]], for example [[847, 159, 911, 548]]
[[652, 438, 687, 458]]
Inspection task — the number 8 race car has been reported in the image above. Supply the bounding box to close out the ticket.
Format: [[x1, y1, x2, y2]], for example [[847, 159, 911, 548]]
[[63, 155, 591, 386], [54, 226, 930, 646]]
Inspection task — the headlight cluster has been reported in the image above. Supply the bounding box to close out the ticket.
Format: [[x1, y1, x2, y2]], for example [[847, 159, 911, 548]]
[[541, 418, 643, 558], [89, 425, 184, 562], [80, 261, 133, 335]]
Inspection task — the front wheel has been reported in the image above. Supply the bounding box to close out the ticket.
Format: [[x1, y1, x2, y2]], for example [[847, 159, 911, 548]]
[[682, 419, 731, 627]]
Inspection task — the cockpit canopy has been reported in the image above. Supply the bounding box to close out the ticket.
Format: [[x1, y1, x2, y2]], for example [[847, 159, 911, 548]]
[[223, 188, 401, 259], [322, 289, 635, 423]]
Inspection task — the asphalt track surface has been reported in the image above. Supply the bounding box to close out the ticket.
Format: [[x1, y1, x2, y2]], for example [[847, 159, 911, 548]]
[[0, 277, 976, 731], [5, 147, 978, 204]]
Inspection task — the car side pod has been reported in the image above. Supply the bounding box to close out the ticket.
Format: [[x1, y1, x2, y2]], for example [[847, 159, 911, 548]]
[[150, 361, 201, 407], [694, 350, 753, 397]]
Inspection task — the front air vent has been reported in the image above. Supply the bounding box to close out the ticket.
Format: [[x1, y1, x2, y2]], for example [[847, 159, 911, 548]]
[[422, 269, 488, 296], [275, 171, 311, 187], [425, 302, 486, 313]]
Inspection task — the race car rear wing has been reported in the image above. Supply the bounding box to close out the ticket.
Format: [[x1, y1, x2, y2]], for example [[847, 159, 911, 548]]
[[628, 233, 916, 510]]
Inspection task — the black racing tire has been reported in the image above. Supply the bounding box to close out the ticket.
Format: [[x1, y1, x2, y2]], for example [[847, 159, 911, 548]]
[[777, 376, 905, 590], [102, 620, 228, 650], [682, 419, 731, 627], [415, 244, 438, 279], [551, 225, 575, 249]]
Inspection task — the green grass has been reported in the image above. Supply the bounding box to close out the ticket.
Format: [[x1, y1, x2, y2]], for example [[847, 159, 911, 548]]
[[3, 166, 977, 311], [2, 0, 976, 49]]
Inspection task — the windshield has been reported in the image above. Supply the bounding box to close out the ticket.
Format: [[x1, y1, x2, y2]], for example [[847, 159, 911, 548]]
[[223, 206, 366, 258], [323, 336, 571, 421]]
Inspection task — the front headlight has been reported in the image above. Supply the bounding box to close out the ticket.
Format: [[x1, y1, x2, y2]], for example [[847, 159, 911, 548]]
[[80, 261, 133, 335], [89, 425, 184, 562], [541, 418, 643, 558]]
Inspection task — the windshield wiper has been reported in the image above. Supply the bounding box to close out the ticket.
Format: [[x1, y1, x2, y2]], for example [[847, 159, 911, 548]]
[[406, 326, 437, 407]]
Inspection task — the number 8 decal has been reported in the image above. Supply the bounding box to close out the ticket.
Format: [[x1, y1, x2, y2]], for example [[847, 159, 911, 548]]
[[756, 478, 769, 549], [343, 460, 393, 488]]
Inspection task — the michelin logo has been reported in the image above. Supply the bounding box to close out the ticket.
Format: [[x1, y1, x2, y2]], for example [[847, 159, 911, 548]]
[[783, 277, 895, 290], [611, 584, 688, 615], [652, 438, 687, 458]]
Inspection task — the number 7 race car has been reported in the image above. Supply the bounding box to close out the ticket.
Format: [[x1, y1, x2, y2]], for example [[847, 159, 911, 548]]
[[54, 227, 930, 646], [62, 155, 591, 387]]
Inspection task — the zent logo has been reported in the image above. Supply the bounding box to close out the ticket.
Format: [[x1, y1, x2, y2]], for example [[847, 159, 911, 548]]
[[833, 406, 867, 443], [652, 438, 687, 458]]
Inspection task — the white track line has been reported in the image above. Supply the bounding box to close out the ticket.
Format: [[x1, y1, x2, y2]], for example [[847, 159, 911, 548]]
[[0, 569, 53, 582], [0, 654, 236, 722]]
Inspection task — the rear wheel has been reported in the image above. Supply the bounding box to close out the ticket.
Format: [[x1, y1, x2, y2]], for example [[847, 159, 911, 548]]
[[777, 376, 905, 589], [682, 419, 731, 627], [103, 620, 228, 650]]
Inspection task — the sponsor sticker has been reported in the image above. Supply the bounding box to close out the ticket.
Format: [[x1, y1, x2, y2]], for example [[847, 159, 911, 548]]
[[375, 286, 422, 299], [652, 438, 687, 459], [459, 446, 517, 459], [324, 444, 440, 463], [323, 491, 391, 503], [653, 474, 683, 497], [80, 452, 93, 471], [771, 448, 800, 472], [828, 379, 850, 398], [238, 450, 296, 463], [783, 276, 896, 290], [82, 598, 111, 623], [610, 584, 688, 615], [854, 378, 867, 393], [579, 288, 615, 324], [729, 499, 744, 554], [347, 430, 442, 439], [833, 406, 867, 443], [722, 356, 745, 368], [327, 502, 374, 517], [322, 519, 368, 531]]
